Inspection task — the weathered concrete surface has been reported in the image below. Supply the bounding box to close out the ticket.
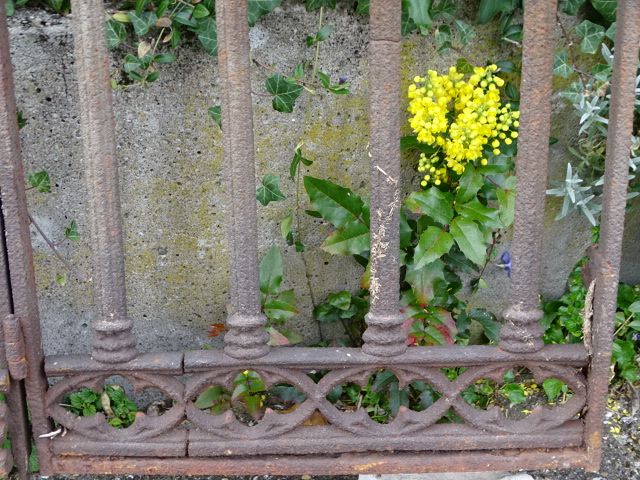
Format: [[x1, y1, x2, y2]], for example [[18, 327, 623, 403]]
[[6, 2, 637, 356]]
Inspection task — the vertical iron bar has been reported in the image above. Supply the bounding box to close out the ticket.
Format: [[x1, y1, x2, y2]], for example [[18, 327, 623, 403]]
[[0, 204, 30, 480], [584, 0, 640, 471], [217, 0, 269, 359], [499, 0, 557, 353], [0, 1, 53, 473], [361, 0, 406, 357], [69, 0, 137, 363]]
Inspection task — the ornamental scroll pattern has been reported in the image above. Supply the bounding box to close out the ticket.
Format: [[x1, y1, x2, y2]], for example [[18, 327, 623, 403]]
[[44, 361, 586, 453]]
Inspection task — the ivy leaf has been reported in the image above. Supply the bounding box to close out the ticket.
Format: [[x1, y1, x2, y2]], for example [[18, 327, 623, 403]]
[[248, 0, 282, 26], [477, 0, 512, 24], [542, 378, 566, 403], [455, 198, 502, 229], [290, 145, 313, 179], [454, 19, 475, 45], [5, 0, 15, 16], [405, 259, 446, 306], [259, 245, 282, 295], [456, 164, 483, 203], [195, 17, 217, 55], [64, 220, 80, 242], [413, 226, 454, 269], [257, 174, 286, 206], [501, 383, 526, 405], [305, 0, 337, 11], [434, 24, 452, 53], [591, 0, 617, 23], [407, 0, 433, 32], [265, 74, 303, 113], [355, 0, 369, 14], [327, 291, 351, 311], [317, 71, 350, 95], [174, 7, 198, 27], [208, 105, 222, 127], [561, 0, 585, 15], [306, 24, 334, 47], [321, 222, 370, 256], [575, 20, 605, 55], [304, 176, 365, 228], [281, 213, 293, 243], [468, 308, 501, 343], [192, 3, 210, 19], [449, 217, 486, 266], [404, 188, 454, 225], [128, 11, 157, 36], [106, 20, 127, 49], [28, 171, 51, 193], [605, 22, 616, 41], [553, 49, 574, 79], [264, 298, 298, 322]]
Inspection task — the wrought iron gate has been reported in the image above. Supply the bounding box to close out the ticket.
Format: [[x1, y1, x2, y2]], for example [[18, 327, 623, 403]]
[[0, 0, 638, 477]]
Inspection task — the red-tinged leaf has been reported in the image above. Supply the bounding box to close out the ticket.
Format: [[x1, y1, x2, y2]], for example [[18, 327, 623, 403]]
[[267, 326, 291, 346], [431, 308, 457, 342], [433, 324, 454, 344], [208, 323, 226, 337]]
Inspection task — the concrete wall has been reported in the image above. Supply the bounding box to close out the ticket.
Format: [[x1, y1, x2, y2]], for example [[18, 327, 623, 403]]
[[7, 1, 638, 356]]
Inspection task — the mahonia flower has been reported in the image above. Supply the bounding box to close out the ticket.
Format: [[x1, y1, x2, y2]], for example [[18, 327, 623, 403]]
[[408, 65, 520, 187]]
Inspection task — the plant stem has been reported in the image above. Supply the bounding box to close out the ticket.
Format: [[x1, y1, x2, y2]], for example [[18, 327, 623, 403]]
[[311, 6, 324, 83], [28, 213, 87, 282]]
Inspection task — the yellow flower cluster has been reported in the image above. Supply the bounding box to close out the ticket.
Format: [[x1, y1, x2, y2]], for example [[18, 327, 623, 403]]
[[408, 65, 520, 187]]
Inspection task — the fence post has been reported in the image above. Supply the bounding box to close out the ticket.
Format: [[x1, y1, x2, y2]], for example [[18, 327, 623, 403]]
[[584, 0, 640, 470], [217, 0, 270, 359], [69, 0, 138, 363], [499, 0, 557, 353]]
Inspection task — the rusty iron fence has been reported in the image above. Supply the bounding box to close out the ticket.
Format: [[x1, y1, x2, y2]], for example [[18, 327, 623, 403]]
[[0, 0, 639, 477]]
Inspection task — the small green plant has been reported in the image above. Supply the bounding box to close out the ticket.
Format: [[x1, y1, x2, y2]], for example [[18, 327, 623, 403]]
[[64, 385, 138, 428]]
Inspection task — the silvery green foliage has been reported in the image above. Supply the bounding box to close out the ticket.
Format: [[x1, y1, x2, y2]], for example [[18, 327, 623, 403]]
[[550, 42, 640, 226]]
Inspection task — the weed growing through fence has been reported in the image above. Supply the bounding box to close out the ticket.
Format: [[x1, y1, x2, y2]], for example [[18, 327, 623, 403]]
[[63, 385, 138, 428]]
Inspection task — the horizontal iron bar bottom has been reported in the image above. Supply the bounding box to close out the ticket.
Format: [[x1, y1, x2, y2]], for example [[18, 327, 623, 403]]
[[49, 448, 593, 476], [44, 344, 589, 375]]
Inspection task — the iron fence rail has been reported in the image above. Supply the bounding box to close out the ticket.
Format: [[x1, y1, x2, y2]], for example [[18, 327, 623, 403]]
[[0, 0, 638, 477]]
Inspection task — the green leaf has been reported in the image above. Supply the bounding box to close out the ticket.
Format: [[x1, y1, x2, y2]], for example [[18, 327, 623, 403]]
[[542, 379, 566, 403], [501, 383, 526, 405], [414, 226, 454, 269], [454, 19, 475, 45], [477, 0, 511, 24], [435, 24, 452, 53], [321, 222, 370, 256], [468, 308, 501, 343], [575, 20, 605, 55], [449, 217, 486, 266], [128, 11, 157, 36], [306, 24, 334, 46], [192, 3, 210, 19], [456, 164, 483, 203], [407, 0, 433, 31], [55, 273, 67, 286], [195, 17, 218, 55], [281, 214, 293, 242], [264, 299, 298, 322], [404, 188, 454, 225], [265, 74, 303, 113], [259, 245, 282, 295], [553, 49, 574, 79], [5, 0, 15, 16], [290, 145, 313, 179], [496, 187, 515, 228], [173, 6, 197, 27], [327, 291, 351, 311], [355, 0, 369, 14], [605, 22, 616, 40], [28, 171, 51, 193], [455, 198, 502, 229], [208, 105, 222, 127], [561, 0, 585, 15], [106, 20, 127, 49], [591, 0, 616, 22], [195, 386, 227, 409], [405, 259, 446, 306], [248, 0, 282, 26], [64, 220, 80, 242], [304, 176, 365, 228], [305, 0, 337, 11], [257, 174, 286, 206]]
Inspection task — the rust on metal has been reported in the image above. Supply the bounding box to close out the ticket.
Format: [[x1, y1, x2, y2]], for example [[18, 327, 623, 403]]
[[3, 314, 28, 380], [584, 0, 640, 471], [69, 0, 138, 364], [499, 0, 558, 353], [217, 0, 269, 359], [0, 2, 53, 474], [362, 0, 406, 357]]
